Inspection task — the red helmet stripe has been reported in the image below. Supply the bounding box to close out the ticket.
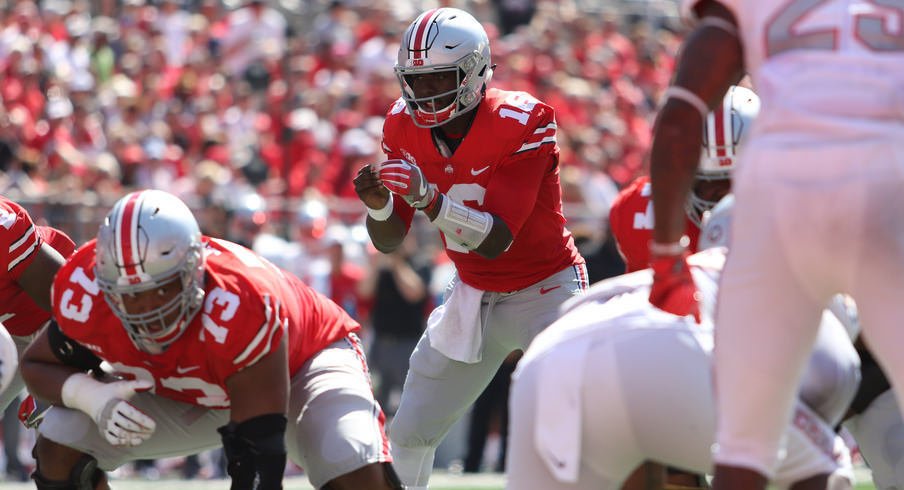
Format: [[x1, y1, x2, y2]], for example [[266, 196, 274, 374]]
[[714, 96, 727, 158], [117, 192, 144, 278], [411, 8, 440, 59]]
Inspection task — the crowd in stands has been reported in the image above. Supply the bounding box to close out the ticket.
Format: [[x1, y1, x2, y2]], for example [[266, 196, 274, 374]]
[[0, 0, 684, 479]]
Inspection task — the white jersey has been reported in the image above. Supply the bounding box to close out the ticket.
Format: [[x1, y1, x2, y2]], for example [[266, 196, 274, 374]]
[[506, 248, 858, 489], [682, 0, 904, 141]]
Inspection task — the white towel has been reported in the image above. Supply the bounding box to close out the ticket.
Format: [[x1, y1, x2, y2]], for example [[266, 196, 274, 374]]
[[425, 280, 485, 363]]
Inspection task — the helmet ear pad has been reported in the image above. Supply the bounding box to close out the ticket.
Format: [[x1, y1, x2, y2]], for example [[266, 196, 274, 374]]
[[395, 8, 493, 128], [95, 190, 206, 354]]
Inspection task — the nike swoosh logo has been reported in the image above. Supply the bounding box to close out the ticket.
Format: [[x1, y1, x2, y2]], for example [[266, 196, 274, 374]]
[[445, 43, 462, 49], [470, 166, 490, 176], [176, 366, 200, 374], [539, 285, 561, 295]]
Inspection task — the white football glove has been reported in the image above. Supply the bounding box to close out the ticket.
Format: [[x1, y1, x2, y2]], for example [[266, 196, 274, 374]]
[[61, 373, 157, 447], [378, 159, 437, 209]]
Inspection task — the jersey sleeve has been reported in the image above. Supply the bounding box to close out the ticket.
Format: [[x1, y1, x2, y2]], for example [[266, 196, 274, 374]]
[[482, 100, 559, 236], [0, 199, 42, 281], [38, 226, 77, 258]]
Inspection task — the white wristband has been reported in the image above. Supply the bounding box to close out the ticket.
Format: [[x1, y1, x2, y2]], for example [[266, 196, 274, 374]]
[[367, 196, 394, 221], [61, 372, 105, 420], [650, 236, 690, 256]]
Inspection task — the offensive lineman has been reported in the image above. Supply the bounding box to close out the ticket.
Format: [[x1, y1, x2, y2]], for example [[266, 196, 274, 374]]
[[506, 197, 859, 490], [609, 85, 758, 273], [20, 190, 401, 490]]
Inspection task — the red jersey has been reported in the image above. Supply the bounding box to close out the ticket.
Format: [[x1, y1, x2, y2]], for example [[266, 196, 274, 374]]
[[608, 176, 701, 273], [0, 197, 76, 336], [52, 237, 359, 408], [382, 88, 583, 292]]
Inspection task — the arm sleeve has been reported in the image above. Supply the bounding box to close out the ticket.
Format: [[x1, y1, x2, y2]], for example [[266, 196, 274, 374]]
[[47, 320, 103, 372]]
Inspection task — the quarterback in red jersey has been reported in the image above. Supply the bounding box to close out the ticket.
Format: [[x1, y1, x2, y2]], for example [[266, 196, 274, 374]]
[[353, 7, 587, 488], [608, 85, 758, 273], [0, 196, 75, 412], [20, 190, 402, 490]]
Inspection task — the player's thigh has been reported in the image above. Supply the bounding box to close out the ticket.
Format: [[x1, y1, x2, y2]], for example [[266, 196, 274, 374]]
[[0, 334, 33, 412], [390, 329, 511, 447], [843, 390, 904, 490], [492, 265, 587, 350], [38, 394, 227, 470], [286, 335, 390, 489], [797, 311, 860, 428], [609, 328, 716, 478], [505, 346, 619, 490]]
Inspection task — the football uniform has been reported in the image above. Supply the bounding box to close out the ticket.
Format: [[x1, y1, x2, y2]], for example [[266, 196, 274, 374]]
[[41, 237, 389, 488], [382, 88, 584, 292], [679, 0, 904, 477], [506, 248, 857, 489], [382, 88, 588, 487], [0, 196, 76, 411], [843, 390, 904, 490], [609, 176, 701, 272]]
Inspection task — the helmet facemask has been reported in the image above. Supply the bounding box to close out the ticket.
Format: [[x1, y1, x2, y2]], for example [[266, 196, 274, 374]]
[[396, 51, 486, 128], [98, 249, 205, 355]]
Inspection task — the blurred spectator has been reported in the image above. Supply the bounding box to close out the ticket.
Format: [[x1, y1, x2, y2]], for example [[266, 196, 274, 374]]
[[220, 0, 287, 78], [359, 237, 431, 415]]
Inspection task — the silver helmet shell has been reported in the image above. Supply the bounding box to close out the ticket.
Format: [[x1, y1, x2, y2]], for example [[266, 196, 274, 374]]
[[395, 8, 493, 128], [95, 189, 205, 354], [686, 86, 759, 226]]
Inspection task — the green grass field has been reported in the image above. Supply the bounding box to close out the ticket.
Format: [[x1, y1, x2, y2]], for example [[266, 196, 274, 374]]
[[0, 466, 880, 489]]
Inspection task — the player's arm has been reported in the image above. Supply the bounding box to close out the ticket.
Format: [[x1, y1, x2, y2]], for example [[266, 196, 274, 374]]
[[17, 242, 66, 312], [355, 164, 410, 253], [20, 321, 155, 446], [19, 321, 100, 404], [219, 337, 289, 490], [650, 0, 744, 246]]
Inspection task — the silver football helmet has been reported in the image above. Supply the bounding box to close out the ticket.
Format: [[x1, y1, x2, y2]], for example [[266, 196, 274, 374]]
[[395, 8, 493, 128], [686, 85, 760, 226], [96, 190, 205, 354]]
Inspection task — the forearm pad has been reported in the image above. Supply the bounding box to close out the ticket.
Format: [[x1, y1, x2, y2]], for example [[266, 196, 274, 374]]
[[431, 194, 492, 250], [218, 413, 288, 490]]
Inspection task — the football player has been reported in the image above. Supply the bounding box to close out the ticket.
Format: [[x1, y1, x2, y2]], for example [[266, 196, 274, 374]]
[[609, 85, 759, 272], [20, 190, 402, 490], [352, 7, 587, 488], [646, 0, 904, 488], [506, 197, 859, 490], [0, 196, 76, 412]]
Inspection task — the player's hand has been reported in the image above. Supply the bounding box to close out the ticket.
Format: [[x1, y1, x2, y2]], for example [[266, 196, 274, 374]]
[[649, 250, 701, 323], [378, 159, 437, 209], [62, 373, 157, 447], [353, 164, 391, 211]]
